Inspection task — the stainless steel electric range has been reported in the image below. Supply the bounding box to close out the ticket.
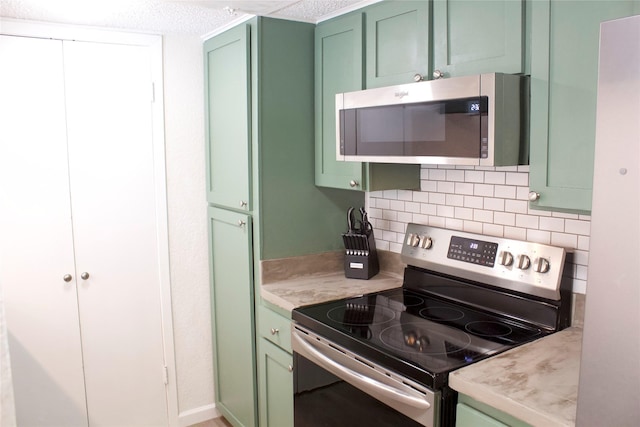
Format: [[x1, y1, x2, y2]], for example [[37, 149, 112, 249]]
[[291, 224, 572, 427]]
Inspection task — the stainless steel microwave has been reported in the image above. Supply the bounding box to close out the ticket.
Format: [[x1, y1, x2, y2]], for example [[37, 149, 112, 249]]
[[336, 73, 528, 166]]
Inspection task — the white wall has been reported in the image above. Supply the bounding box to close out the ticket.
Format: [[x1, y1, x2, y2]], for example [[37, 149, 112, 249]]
[[368, 164, 591, 295], [162, 35, 215, 424]]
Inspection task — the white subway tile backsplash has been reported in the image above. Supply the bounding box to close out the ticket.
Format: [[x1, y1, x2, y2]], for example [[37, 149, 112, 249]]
[[430, 192, 446, 205], [473, 209, 494, 223], [495, 185, 517, 199], [455, 182, 474, 195], [565, 219, 590, 236], [474, 184, 494, 197], [505, 199, 528, 214], [463, 196, 484, 209], [454, 207, 474, 221], [484, 197, 505, 212], [366, 165, 591, 294], [420, 203, 437, 216], [539, 216, 565, 232], [494, 212, 516, 226], [429, 169, 446, 181], [465, 170, 484, 183], [437, 181, 455, 194], [551, 232, 578, 249], [516, 214, 539, 229], [506, 172, 528, 186], [463, 220, 483, 234], [446, 169, 465, 182], [485, 171, 506, 185], [446, 194, 464, 207]]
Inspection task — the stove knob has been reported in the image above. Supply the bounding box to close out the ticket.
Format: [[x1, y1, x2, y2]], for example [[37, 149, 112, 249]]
[[534, 257, 551, 273], [517, 254, 531, 270], [498, 251, 514, 266], [419, 236, 433, 249], [406, 233, 420, 247]]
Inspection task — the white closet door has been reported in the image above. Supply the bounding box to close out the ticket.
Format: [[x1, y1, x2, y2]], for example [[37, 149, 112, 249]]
[[62, 41, 167, 426], [0, 35, 88, 426]]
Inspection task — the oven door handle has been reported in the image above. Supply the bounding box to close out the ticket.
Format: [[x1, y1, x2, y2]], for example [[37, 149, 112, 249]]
[[292, 329, 431, 411]]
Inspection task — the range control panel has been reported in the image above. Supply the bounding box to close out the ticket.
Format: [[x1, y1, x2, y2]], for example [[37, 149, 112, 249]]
[[400, 223, 568, 300]]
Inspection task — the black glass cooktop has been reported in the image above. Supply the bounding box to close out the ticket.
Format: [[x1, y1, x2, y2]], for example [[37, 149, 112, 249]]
[[293, 287, 546, 389]]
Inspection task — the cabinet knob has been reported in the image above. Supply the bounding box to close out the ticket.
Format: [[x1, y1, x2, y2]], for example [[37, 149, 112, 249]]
[[528, 191, 541, 201], [433, 69, 445, 79], [240, 200, 247, 208], [63, 274, 73, 282], [288, 365, 293, 373], [270, 328, 279, 335], [238, 220, 246, 227], [413, 73, 424, 82], [349, 180, 359, 188], [80, 272, 90, 280]]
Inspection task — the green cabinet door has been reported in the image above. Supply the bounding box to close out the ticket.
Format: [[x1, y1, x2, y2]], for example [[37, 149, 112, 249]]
[[456, 395, 531, 427], [529, 0, 639, 213], [314, 13, 420, 192], [365, 1, 430, 88], [208, 207, 256, 427], [258, 339, 293, 427], [204, 24, 251, 211], [433, 0, 524, 78]]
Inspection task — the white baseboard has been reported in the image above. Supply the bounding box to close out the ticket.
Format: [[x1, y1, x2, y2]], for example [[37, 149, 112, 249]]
[[178, 403, 221, 427]]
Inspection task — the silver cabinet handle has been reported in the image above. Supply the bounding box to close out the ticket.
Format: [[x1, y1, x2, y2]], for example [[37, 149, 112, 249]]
[[80, 272, 90, 280], [270, 328, 279, 335], [528, 191, 540, 201], [238, 220, 246, 227], [349, 180, 359, 188], [63, 274, 73, 282], [240, 200, 247, 208], [433, 69, 445, 79], [413, 73, 424, 82], [288, 365, 293, 373]]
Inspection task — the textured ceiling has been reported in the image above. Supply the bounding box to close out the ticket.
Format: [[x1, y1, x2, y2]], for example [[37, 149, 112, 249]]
[[0, 0, 375, 36]]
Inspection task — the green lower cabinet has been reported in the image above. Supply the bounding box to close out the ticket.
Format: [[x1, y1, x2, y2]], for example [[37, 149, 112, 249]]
[[258, 339, 294, 427], [257, 304, 293, 427], [208, 207, 256, 427], [456, 394, 531, 427], [529, 0, 640, 213]]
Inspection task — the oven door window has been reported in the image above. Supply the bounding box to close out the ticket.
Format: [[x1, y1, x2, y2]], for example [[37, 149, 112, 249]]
[[342, 97, 487, 159], [294, 353, 427, 427]]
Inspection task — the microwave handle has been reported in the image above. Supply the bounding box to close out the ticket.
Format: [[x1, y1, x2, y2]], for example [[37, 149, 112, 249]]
[[292, 328, 431, 411]]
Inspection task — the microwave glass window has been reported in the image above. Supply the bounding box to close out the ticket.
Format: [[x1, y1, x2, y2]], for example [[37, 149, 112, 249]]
[[341, 96, 488, 158], [356, 106, 404, 155], [404, 103, 446, 143]]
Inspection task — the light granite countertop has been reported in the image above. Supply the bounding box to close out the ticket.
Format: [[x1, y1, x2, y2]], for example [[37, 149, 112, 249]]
[[449, 326, 583, 427], [260, 271, 402, 313]]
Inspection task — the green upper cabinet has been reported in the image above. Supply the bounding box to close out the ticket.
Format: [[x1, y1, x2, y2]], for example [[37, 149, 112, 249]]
[[529, 0, 639, 213], [433, 0, 524, 78], [204, 25, 251, 211], [365, 1, 430, 87], [314, 12, 420, 192]]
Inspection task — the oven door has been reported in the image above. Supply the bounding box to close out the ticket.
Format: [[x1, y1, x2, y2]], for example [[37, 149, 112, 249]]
[[292, 325, 438, 427]]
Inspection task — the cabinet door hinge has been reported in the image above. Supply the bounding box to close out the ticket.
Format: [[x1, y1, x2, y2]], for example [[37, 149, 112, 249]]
[[163, 365, 169, 385]]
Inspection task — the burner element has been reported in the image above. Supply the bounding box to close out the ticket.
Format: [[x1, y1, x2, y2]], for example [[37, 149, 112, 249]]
[[379, 322, 472, 355], [465, 321, 513, 337], [419, 306, 465, 322]]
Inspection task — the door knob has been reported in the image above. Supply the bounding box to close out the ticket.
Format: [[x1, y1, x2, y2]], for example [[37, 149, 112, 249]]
[[80, 272, 90, 280], [63, 274, 73, 282], [528, 191, 540, 201], [349, 180, 359, 188]]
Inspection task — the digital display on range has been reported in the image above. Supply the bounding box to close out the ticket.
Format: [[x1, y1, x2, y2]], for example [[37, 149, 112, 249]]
[[447, 236, 498, 267]]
